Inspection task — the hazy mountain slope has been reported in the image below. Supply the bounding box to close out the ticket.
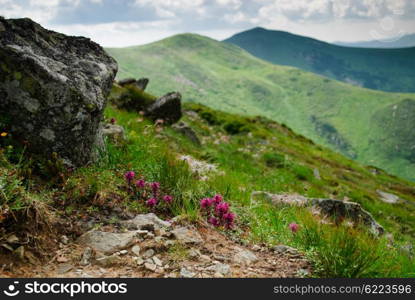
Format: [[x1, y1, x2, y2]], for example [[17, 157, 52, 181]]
[[224, 27, 415, 93], [106, 34, 415, 181], [336, 33, 415, 48]]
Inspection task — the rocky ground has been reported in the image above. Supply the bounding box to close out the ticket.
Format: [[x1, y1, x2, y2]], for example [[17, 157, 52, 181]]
[[0, 213, 310, 278]]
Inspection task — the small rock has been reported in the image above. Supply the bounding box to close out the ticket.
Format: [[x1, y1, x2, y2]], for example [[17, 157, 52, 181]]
[[163, 240, 175, 248], [103, 124, 126, 142], [377, 190, 400, 204], [119, 250, 128, 255], [135, 257, 144, 266], [180, 267, 196, 278], [172, 122, 201, 146], [57, 263, 73, 274], [131, 245, 141, 256], [199, 254, 211, 262], [252, 245, 261, 251], [146, 232, 155, 239], [144, 262, 157, 272], [136, 78, 149, 91], [77, 230, 139, 254], [233, 249, 258, 265], [7, 235, 19, 244], [118, 78, 137, 86], [57, 255, 69, 263], [80, 247, 93, 266], [121, 213, 171, 231], [152, 256, 163, 267], [145, 92, 182, 125], [188, 248, 201, 260], [13, 246, 25, 260], [206, 263, 231, 276], [171, 227, 203, 245], [143, 249, 155, 259], [95, 255, 122, 267], [296, 268, 310, 277], [273, 245, 301, 257]]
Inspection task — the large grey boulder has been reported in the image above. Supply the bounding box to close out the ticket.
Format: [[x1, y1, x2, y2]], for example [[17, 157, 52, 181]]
[[0, 17, 117, 167], [145, 92, 182, 124]]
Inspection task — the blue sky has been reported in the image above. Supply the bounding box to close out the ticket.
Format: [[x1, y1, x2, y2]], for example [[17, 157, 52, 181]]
[[1, 0, 414, 47]]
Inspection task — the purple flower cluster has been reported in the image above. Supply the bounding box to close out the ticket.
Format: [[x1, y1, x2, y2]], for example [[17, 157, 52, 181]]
[[124, 171, 173, 209], [288, 222, 299, 233], [200, 194, 235, 229]]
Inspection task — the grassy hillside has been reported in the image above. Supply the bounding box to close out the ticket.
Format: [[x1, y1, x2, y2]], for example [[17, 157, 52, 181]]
[[106, 34, 415, 181], [3, 84, 414, 277], [224, 27, 415, 93]]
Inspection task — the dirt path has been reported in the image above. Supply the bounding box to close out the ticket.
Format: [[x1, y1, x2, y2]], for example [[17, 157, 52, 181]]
[[1, 214, 311, 278]]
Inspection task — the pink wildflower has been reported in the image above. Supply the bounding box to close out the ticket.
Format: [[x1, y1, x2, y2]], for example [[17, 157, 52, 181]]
[[200, 198, 213, 209], [163, 195, 173, 204], [208, 217, 220, 227], [213, 194, 223, 204], [223, 212, 235, 229], [135, 179, 146, 188], [215, 202, 230, 216], [288, 223, 299, 233], [110, 118, 116, 124], [124, 171, 135, 183], [150, 182, 160, 193], [146, 198, 157, 207]]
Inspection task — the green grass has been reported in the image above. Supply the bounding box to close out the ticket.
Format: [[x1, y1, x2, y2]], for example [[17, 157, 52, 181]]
[[106, 34, 415, 181], [1, 88, 414, 277]]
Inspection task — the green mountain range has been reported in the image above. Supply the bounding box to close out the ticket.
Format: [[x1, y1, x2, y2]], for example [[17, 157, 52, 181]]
[[335, 33, 415, 48], [224, 27, 415, 93], [106, 33, 415, 181]]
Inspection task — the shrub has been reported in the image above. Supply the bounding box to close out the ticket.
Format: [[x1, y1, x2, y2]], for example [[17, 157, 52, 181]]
[[109, 84, 156, 111], [223, 120, 250, 135], [290, 163, 313, 181], [200, 111, 220, 125], [262, 152, 286, 168]]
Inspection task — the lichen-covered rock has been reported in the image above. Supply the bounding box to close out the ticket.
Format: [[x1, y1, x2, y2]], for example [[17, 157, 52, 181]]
[[102, 124, 126, 142], [172, 121, 201, 145], [118, 77, 149, 91], [0, 17, 117, 167], [251, 191, 384, 236], [145, 92, 182, 124]]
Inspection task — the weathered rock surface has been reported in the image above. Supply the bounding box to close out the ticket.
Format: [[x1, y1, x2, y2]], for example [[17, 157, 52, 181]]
[[77, 230, 138, 254], [172, 121, 201, 146], [118, 78, 136, 86], [171, 227, 203, 245], [121, 213, 171, 231], [145, 92, 182, 124], [136, 78, 149, 91], [251, 191, 384, 235], [311, 198, 384, 235], [377, 190, 400, 204], [102, 124, 125, 142], [233, 249, 258, 265], [118, 77, 149, 91], [0, 17, 117, 167]]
